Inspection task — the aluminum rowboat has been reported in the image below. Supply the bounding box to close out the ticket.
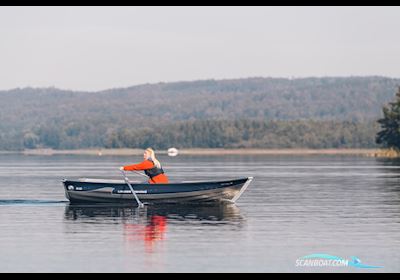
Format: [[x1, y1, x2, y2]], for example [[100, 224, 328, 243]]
[[63, 177, 253, 204]]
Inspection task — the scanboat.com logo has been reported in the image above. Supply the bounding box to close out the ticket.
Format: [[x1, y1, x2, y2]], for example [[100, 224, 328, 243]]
[[296, 254, 383, 269]]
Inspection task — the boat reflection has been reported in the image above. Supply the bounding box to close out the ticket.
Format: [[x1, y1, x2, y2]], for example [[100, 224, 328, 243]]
[[64, 203, 244, 253], [64, 203, 243, 223]]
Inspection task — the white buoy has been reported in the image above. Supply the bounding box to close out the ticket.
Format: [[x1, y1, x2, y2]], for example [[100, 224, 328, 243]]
[[168, 147, 179, 157]]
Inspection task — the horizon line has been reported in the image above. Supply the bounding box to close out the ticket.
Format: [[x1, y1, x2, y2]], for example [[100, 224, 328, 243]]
[[0, 75, 398, 93]]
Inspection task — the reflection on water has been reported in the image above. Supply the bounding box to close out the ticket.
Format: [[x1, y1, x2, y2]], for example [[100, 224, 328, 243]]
[[123, 215, 167, 253], [64, 203, 243, 223], [375, 159, 400, 207], [65, 203, 244, 254]]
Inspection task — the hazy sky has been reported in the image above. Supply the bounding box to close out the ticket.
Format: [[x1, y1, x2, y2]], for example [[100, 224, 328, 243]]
[[1, 6, 400, 91]]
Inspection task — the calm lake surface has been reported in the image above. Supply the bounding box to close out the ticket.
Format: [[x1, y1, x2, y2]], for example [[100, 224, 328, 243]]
[[0, 154, 399, 273]]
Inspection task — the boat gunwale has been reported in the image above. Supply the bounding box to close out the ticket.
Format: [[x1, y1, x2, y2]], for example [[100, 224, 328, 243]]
[[63, 177, 252, 186]]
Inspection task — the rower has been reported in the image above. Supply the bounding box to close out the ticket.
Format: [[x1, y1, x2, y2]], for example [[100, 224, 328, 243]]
[[120, 148, 169, 184]]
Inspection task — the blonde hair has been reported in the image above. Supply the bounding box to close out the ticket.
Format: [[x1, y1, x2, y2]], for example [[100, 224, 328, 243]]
[[146, 148, 161, 169]]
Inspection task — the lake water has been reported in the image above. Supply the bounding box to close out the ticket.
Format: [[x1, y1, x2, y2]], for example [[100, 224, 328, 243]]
[[0, 154, 399, 273]]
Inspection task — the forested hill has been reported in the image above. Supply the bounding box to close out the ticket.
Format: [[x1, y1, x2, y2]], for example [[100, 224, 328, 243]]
[[0, 76, 398, 150]]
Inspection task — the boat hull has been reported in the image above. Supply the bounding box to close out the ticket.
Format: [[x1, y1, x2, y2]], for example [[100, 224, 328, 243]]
[[63, 177, 253, 204]]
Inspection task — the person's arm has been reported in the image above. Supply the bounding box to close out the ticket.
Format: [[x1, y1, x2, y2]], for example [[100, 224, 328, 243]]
[[123, 160, 154, 171]]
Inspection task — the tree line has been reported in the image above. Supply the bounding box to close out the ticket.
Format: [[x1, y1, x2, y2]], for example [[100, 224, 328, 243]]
[[1, 76, 399, 151], [0, 119, 380, 150]]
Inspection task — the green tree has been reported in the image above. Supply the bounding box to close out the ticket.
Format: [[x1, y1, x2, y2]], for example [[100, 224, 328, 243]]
[[377, 87, 400, 150], [23, 132, 39, 149]]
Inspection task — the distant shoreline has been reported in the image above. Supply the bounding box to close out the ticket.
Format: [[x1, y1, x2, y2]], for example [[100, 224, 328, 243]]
[[0, 148, 382, 157]]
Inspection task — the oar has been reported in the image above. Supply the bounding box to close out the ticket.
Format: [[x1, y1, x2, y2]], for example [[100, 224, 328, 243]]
[[130, 170, 149, 179], [120, 170, 145, 208], [130, 170, 156, 184]]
